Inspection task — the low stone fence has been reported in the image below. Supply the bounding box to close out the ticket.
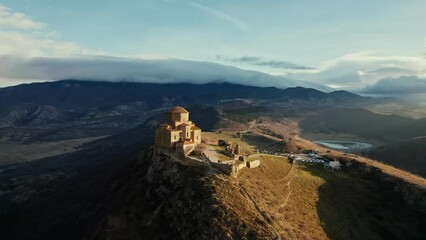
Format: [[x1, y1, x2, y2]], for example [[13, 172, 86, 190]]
[[202, 152, 261, 177], [246, 159, 260, 169]]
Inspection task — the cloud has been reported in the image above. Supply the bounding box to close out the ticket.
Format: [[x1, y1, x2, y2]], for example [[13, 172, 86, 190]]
[[215, 55, 314, 70], [189, 1, 250, 31], [0, 31, 100, 57], [0, 5, 45, 29], [0, 4, 104, 58], [0, 55, 331, 91], [0, 4, 328, 91], [362, 76, 426, 94], [291, 52, 426, 90]]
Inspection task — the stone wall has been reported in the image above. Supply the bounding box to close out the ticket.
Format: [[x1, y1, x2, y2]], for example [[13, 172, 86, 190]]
[[246, 159, 260, 169], [210, 161, 234, 175]]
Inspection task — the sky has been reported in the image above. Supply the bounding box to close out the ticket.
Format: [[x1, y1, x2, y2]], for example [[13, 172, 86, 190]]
[[1, 0, 426, 97]]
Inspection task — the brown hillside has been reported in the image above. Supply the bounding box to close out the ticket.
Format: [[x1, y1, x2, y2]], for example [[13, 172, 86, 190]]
[[214, 155, 426, 239]]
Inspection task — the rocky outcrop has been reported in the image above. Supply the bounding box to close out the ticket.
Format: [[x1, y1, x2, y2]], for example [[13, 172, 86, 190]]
[[90, 148, 257, 240], [146, 151, 234, 239]]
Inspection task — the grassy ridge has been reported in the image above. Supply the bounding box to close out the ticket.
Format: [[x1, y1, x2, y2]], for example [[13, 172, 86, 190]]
[[216, 154, 426, 239]]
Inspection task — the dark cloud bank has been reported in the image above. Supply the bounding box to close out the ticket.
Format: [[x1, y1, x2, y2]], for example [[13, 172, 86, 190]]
[[0, 55, 329, 91]]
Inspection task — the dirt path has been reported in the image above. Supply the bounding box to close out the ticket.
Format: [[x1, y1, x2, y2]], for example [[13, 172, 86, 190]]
[[237, 182, 281, 239], [247, 120, 257, 132], [203, 146, 219, 163], [236, 156, 298, 240], [279, 163, 299, 209]]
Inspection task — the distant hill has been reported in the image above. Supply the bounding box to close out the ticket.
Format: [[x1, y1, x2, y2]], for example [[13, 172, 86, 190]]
[[0, 80, 368, 110], [300, 108, 426, 142], [367, 137, 426, 177], [0, 104, 67, 127]]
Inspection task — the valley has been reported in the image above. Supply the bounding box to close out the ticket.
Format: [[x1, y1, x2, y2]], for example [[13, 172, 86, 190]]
[[0, 136, 104, 166]]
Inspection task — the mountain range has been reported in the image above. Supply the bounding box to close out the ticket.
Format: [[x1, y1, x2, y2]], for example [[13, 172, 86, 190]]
[[0, 80, 370, 142]]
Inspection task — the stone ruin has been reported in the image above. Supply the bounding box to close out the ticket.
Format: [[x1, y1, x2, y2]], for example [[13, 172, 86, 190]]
[[223, 141, 242, 159], [213, 139, 261, 177]]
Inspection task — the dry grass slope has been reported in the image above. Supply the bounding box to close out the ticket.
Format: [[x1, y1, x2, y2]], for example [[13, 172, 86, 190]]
[[213, 154, 426, 239]]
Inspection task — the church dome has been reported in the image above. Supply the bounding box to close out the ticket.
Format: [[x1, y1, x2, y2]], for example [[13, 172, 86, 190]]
[[168, 106, 189, 113]]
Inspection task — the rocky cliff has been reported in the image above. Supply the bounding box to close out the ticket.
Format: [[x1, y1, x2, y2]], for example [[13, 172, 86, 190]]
[[88, 148, 260, 240]]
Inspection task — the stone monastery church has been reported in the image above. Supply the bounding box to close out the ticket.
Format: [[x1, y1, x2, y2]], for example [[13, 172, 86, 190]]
[[155, 106, 202, 156]]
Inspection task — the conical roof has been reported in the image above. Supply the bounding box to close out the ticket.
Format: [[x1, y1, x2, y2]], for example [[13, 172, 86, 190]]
[[167, 106, 189, 113]]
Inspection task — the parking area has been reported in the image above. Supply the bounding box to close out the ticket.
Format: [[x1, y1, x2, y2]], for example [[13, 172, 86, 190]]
[[289, 153, 331, 164]]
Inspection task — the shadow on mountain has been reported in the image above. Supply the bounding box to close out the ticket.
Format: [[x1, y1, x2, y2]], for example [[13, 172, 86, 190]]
[[302, 164, 426, 240], [241, 134, 279, 149], [0, 130, 151, 239], [0, 104, 220, 240], [366, 137, 426, 178], [0, 108, 158, 240], [300, 108, 426, 143]]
